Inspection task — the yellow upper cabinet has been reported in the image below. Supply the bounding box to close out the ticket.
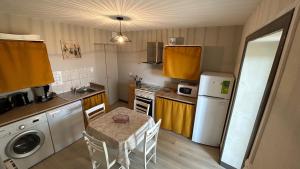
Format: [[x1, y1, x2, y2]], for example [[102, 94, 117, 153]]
[[163, 46, 202, 80], [0, 40, 54, 93]]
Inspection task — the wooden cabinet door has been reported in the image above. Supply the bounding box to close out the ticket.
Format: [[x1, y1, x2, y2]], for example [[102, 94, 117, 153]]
[[82, 92, 108, 111], [82, 92, 109, 127], [128, 82, 136, 109]]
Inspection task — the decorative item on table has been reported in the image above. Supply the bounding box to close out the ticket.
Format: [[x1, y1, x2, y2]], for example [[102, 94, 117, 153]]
[[112, 114, 129, 123], [60, 40, 81, 59], [130, 74, 143, 88]]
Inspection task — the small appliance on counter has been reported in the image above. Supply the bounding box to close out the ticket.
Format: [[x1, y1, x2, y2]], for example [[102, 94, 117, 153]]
[[0, 92, 33, 114], [32, 85, 56, 103], [0, 97, 12, 114], [8, 92, 31, 107], [177, 82, 198, 98]]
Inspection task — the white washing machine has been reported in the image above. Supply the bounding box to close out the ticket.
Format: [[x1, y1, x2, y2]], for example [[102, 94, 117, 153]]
[[0, 113, 54, 169]]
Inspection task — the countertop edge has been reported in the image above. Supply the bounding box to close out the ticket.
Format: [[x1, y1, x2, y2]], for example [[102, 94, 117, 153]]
[[0, 85, 106, 127], [0, 100, 70, 127], [155, 95, 196, 105]]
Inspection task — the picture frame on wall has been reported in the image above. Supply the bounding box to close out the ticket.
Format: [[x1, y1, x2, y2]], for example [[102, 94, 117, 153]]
[[60, 40, 82, 59]]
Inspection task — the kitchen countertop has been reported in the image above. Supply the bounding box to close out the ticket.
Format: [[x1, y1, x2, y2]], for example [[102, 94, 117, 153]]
[[155, 88, 197, 105], [0, 83, 105, 127]]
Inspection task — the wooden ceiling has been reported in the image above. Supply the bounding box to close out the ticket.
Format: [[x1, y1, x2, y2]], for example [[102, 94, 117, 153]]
[[0, 0, 261, 31]]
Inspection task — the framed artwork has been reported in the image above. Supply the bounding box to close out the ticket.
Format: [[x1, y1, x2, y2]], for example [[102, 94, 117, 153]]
[[60, 40, 81, 59]]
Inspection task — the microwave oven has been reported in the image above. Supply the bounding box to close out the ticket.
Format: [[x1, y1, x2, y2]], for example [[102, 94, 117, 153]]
[[177, 83, 198, 97]]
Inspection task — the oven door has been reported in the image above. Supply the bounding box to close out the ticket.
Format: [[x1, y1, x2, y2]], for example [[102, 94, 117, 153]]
[[135, 96, 153, 117], [5, 130, 45, 159]]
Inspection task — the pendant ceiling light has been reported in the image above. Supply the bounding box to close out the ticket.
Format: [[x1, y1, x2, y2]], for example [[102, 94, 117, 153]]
[[110, 16, 131, 43]]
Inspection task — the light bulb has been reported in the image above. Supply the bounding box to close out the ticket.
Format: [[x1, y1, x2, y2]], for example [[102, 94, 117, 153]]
[[118, 36, 124, 43]]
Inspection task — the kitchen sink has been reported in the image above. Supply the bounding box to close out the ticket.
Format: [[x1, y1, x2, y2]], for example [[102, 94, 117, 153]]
[[76, 87, 96, 94]]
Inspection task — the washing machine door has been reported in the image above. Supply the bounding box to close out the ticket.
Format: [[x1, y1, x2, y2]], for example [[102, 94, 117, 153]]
[[5, 130, 45, 159]]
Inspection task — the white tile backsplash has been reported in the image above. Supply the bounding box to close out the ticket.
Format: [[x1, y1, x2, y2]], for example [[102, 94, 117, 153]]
[[90, 67, 94, 73], [51, 66, 95, 94], [71, 70, 79, 80], [52, 71, 63, 86]]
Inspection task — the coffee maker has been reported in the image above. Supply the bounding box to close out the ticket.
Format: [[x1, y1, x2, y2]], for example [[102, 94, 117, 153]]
[[32, 85, 55, 103]]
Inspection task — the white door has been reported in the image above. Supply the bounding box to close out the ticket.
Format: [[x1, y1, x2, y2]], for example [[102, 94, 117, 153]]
[[94, 45, 108, 88], [192, 96, 229, 146], [95, 44, 119, 105], [199, 72, 234, 99], [104, 45, 119, 104]]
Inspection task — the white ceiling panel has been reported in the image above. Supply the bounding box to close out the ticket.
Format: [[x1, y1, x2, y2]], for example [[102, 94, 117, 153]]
[[0, 0, 261, 31]]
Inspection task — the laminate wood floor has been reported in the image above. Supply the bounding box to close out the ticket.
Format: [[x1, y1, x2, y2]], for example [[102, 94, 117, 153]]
[[32, 101, 224, 169]]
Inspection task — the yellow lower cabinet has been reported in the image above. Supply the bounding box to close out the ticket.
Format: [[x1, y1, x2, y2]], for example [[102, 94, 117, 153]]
[[181, 104, 195, 138], [155, 97, 164, 122], [172, 101, 186, 135], [83, 92, 109, 111], [155, 97, 195, 138]]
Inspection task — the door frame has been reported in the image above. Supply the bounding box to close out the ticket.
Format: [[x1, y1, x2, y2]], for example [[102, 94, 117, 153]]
[[220, 9, 294, 169]]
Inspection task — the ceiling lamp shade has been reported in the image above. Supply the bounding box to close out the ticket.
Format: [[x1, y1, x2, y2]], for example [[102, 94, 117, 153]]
[[110, 16, 131, 44], [110, 34, 131, 43]]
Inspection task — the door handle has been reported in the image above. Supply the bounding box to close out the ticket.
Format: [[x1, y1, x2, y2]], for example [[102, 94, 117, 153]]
[[136, 97, 152, 102]]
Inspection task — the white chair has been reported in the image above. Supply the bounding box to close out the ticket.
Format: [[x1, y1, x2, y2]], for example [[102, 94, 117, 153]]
[[133, 119, 162, 169], [83, 131, 122, 169], [85, 103, 105, 122], [134, 100, 150, 115]]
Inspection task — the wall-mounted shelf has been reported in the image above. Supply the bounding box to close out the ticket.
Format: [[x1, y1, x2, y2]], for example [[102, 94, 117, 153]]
[[0, 33, 43, 41]]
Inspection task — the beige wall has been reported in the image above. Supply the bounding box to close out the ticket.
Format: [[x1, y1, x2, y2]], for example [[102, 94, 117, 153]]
[[117, 26, 242, 101], [0, 13, 112, 94], [234, 0, 298, 76], [229, 0, 300, 169]]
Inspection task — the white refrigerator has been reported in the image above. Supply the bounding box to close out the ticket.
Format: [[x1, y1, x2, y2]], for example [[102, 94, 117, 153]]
[[192, 72, 235, 147]]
